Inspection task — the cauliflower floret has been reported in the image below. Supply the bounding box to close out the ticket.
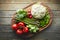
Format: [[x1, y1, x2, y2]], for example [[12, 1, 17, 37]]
[[31, 4, 47, 19]]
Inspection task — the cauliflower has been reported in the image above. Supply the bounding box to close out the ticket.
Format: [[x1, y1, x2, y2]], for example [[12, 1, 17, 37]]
[[31, 4, 47, 19]]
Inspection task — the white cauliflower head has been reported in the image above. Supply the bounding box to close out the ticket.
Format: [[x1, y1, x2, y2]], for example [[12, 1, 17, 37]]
[[31, 4, 47, 19]]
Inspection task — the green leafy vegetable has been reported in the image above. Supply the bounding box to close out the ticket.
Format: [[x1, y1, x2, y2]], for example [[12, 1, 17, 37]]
[[40, 11, 50, 27], [15, 9, 27, 23]]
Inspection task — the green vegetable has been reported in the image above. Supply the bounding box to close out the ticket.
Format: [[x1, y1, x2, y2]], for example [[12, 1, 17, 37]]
[[27, 24, 39, 33], [22, 18, 40, 26], [15, 9, 27, 23], [40, 11, 50, 27]]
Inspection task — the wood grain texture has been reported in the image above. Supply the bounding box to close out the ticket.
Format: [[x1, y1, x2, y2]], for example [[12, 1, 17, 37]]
[[0, 4, 29, 10], [0, 18, 12, 25], [0, 4, 60, 10], [0, 11, 15, 17], [0, 0, 60, 40], [0, 0, 60, 3]]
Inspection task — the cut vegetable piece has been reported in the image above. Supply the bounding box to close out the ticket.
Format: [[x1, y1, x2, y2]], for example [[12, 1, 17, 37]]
[[27, 24, 39, 33]]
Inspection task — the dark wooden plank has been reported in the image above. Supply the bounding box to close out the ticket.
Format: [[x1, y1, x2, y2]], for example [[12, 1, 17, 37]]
[[0, 4, 60, 10], [0, 18, 12, 25], [0, 11, 15, 17]]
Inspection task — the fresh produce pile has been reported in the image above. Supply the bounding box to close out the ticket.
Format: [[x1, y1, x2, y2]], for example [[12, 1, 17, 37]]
[[12, 9, 50, 35]]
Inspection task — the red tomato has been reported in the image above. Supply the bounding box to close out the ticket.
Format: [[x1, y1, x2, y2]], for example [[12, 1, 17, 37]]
[[16, 29, 23, 34], [12, 24, 18, 30], [18, 22, 25, 27], [23, 27, 29, 33]]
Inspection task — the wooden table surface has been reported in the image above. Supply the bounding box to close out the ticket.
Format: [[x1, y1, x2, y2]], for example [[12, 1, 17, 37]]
[[0, 0, 60, 40]]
